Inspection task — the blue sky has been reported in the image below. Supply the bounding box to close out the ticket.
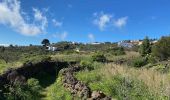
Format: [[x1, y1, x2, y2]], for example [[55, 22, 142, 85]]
[[0, 0, 170, 45]]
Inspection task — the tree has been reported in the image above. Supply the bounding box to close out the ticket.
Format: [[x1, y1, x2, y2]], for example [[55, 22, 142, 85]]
[[41, 39, 50, 46], [152, 36, 170, 61], [139, 36, 151, 56], [92, 52, 106, 62]]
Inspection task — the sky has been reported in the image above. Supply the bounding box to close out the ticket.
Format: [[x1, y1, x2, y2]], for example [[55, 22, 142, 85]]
[[0, 0, 170, 45]]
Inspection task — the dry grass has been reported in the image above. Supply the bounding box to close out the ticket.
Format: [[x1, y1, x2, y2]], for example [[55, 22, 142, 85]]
[[107, 51, 140, 61], [100, 63, 170, 97], [51, 54, 91, 62]]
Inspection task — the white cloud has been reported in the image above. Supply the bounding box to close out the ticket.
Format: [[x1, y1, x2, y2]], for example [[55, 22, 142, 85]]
[[52, 19, 63, 27], [0, 44, 10, 47], [88, 33, 95, 42], [0, 0, 47, 36], [53, 31, 68, 40], [93, 13, 112, 30], [93, 12, 128, 30], [113, 16, 128, 28], [33, 8, 48, 30]]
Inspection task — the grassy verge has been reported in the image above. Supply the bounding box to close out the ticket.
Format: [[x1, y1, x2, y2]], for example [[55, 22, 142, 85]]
[[44, 75, 75, 100], [76, 63, 170, 100]]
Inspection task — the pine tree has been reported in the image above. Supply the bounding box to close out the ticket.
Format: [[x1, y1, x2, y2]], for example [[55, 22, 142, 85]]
[[139, 36, 151, 56]]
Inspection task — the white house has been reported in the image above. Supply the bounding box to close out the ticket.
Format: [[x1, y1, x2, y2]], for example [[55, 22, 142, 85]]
[[46, 46, 58, 51]]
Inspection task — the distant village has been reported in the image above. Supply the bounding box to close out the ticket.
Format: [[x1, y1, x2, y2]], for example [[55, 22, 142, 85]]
[[117, 39, 158, 48], [0, 39, 158, 52]]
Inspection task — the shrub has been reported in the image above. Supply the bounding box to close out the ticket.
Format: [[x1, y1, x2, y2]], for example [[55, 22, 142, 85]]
[[131, 57, 147, 67], [146, 55, 157, 64], [80, 60, 94, 70], [27, 78, 42, 97], [91, 52, 106, 62], [111, 47, 126, 56], [4, 78, 42, 100], [152, 36, 170, 61]]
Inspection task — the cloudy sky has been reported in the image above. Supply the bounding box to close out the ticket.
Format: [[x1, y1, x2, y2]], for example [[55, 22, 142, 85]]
[[0, 0, 170, 45]]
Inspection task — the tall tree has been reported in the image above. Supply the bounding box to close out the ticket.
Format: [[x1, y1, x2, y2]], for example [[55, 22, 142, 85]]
[[139, 36, 151, 56], [41, 39, 50, 46]]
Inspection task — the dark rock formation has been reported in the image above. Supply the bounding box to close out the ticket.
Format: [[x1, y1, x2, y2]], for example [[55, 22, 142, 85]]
[[0, 61, 74, 92]]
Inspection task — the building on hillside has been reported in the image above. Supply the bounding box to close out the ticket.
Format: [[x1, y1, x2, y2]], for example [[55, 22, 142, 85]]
[[90, 42, 102, 45], [130, 40, 143, 45], [118, 40, 142, 48], [118, 41, 134, 48], [118, 39, 158, 48], [151, 40, 158, 44], [46, 46, 58, 51]]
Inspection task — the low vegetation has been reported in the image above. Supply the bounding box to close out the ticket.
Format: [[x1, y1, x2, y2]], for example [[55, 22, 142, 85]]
[[1, 36, 170, 99]]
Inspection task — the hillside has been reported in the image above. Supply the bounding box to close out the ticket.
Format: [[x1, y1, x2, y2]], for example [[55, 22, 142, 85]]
[[0, 36, 170, 100]]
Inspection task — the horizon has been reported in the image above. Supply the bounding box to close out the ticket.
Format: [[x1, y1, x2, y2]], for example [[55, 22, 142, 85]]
[[1, 0, 170, 45]]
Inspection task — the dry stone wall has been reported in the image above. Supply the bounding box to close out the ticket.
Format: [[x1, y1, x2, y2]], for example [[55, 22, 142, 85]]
[[62, 66, 112, 100]]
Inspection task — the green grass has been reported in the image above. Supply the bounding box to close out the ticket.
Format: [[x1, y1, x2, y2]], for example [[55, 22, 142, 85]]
[[0, 60, 7, 73], [0, 60, 22, 74], [44, 76, 74, 100], [75, 62, 169, 100]]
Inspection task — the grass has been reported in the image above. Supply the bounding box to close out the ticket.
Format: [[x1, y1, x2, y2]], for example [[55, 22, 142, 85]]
[[1, 50, 170, 99], [0, 60, 22, 74], [76, 63, 170, 99], [51, 53, 91, 62], [106, 51, 139, 62], [43, 76, 74, 100]]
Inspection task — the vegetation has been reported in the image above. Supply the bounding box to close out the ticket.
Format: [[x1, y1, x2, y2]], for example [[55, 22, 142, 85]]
[[1, 36, 170, 99], [76, 63, 170, 99], [41, 39, 50, 46], [107, 47, 126, 56], [131, 57, 147, 67], [139, 36, 151, 56], [152, 36, 170, 61], [4, 78, 42, 100], [91, 52, 107, 62]]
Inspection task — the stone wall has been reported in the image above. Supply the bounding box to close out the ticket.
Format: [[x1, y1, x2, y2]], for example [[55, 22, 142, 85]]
[[62, 67, 112, 100], [0, 61, 73, 88]]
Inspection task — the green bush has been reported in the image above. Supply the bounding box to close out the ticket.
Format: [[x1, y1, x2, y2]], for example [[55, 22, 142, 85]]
[[131, 57, 147, 67], [146, 55, 157, 64], [91, 52, 106, 62], [80, 60, 94, 70], [4, 78, 42, 100], [27, 78, 42, 98], [152, 36, 170, 61], [111, 47, 126, 56]]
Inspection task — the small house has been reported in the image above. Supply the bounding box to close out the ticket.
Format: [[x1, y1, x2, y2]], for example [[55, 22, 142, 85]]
[[46, 46, 58, 51]]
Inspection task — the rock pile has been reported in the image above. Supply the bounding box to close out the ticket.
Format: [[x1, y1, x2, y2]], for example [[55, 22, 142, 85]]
[[62, 66, 112, 100]]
